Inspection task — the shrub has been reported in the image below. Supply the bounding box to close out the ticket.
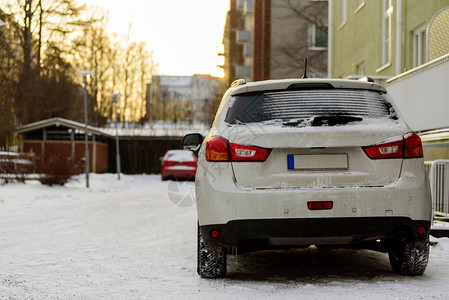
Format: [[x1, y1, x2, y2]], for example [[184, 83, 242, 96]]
[[36, 155, 83, 186]]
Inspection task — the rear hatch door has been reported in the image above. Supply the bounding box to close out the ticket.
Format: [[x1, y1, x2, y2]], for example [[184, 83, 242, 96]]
[[222, 89, 407, 189]]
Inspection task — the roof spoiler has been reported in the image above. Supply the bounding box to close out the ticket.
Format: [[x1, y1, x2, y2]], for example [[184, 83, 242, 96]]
[[230, 79, 246, 87]]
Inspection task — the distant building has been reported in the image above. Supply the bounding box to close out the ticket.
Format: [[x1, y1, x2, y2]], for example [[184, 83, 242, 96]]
[[329, 0, 449, 81], [222, 0, 328, 84], [147, 75, 221, 125]]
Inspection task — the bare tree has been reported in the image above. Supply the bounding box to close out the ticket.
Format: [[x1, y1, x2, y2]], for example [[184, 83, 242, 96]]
[[71, 13, 112, 126], [0, 10, 20, 149], [271, 0, 328, 78], [1, 0, 89, 125], [72, 17, 155, 126], [0, 0, 157, 150]]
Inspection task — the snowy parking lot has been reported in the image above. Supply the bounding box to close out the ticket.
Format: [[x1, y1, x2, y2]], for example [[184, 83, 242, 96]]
[[1, 174, 449, 299]]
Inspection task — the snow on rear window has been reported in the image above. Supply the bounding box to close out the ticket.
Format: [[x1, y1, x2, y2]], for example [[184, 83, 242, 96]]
[[167, 152, 195, 161], [225, 89, 396, 126]]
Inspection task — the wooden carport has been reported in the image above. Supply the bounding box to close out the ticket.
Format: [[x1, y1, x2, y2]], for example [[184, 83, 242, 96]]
[[16, 117, 112, 173]]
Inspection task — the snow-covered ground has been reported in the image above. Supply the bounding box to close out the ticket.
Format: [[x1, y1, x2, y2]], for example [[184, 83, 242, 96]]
[[1, 174, 449, 299]]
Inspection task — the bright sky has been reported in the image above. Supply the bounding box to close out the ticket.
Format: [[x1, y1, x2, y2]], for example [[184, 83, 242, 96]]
[[82, 0, 229, 77]]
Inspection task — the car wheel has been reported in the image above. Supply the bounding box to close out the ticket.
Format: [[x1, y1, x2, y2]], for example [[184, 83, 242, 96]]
[[388, 241, 429, 276], [161, 175, 168, 181], [197, 224, 226, 278]]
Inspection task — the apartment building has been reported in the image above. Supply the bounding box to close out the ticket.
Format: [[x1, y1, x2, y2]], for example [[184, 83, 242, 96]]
[[147, 75, 221, 125], [223, 0, 328, 84], [330, 0, 449, 80]]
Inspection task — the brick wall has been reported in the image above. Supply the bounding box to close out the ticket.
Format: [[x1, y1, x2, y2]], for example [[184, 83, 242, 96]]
[[253, 0, 271, 81]]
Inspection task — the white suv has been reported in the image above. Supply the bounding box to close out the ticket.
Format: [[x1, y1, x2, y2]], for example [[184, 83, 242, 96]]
[[182, 78, 431, 278]]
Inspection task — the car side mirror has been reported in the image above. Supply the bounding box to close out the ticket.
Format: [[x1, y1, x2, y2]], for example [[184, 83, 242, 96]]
[[182, 133, 203, 152]]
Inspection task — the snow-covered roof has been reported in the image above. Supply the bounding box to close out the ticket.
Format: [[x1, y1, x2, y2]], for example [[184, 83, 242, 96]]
[[159, 76, 193, 87], [101, 121, 209, 138], [15, 117, 113, 138], [16, 117, 209, 139]]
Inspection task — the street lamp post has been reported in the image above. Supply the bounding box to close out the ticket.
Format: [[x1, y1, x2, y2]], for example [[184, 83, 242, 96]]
[[76, 71, 94, 188], [109, 93, 121, 180]]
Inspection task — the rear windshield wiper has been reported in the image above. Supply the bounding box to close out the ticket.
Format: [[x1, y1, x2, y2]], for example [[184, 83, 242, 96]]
[[282, 119, 305, 127], [311, 115, 363, 126]]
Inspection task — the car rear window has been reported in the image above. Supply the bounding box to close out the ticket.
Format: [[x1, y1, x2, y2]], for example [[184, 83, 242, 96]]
[[167, 152, 195, 161], [224, 89, 397, 127]]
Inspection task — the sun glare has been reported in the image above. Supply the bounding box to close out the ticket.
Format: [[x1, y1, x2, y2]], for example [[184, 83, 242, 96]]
[[82, 0, 228, 77]]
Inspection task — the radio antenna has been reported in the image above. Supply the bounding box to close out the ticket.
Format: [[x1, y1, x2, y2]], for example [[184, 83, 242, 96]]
[[302, 58, 308, 79]]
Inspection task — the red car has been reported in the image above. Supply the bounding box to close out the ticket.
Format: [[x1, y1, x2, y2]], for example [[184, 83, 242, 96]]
[[161, 150, 197, 181]]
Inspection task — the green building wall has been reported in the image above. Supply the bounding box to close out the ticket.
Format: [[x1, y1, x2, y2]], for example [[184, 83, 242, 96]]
[[331, 0, 449, 79]]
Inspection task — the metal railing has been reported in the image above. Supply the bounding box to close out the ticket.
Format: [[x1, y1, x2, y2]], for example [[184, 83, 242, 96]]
[[426, 160, 449, 221]]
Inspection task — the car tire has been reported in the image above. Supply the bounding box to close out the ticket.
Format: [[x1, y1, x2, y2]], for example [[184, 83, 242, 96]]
[[388, 241, 429, 276], [197, 224, 226, 278], [161, 176, 168, 181]]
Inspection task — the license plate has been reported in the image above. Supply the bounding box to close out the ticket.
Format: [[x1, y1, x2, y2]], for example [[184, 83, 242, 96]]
[[287, 154, 348, 170]]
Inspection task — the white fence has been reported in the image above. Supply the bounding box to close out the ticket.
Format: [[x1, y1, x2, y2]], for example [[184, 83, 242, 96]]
[[426, 160, 449, 220]]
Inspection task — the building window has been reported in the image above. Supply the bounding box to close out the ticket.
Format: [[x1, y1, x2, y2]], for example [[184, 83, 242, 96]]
[[308, 24, 328, 50], [413, 25, 427, 67], [381, 0, 393, 67], [237, 0, 244, 10]]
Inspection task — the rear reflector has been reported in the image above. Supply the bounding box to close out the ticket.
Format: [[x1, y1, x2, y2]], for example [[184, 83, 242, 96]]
[[164, 161, 177, 167], [417, 225, 426, 235], [307, 201, 333, 210], [206, 136, 271, 162], [363, 133, 423, 159], [210, 229, 220, 238]]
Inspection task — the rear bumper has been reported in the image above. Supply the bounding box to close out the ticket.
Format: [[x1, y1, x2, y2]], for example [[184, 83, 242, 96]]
[[195, 159, 432, 225], [200, 217, 430, 248], [161, 167, 196, 178]]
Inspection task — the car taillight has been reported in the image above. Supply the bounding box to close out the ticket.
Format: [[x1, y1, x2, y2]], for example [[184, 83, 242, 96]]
[[230, 143, 271, 162], [185, 161, 197, 167], [164, 161, 176, 167], [205, 136, 271, 162], [206, 137, 230, 161], [403, 132, 423, 158], [363, 133, 423, 159], [363, 137, 403, 159]]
